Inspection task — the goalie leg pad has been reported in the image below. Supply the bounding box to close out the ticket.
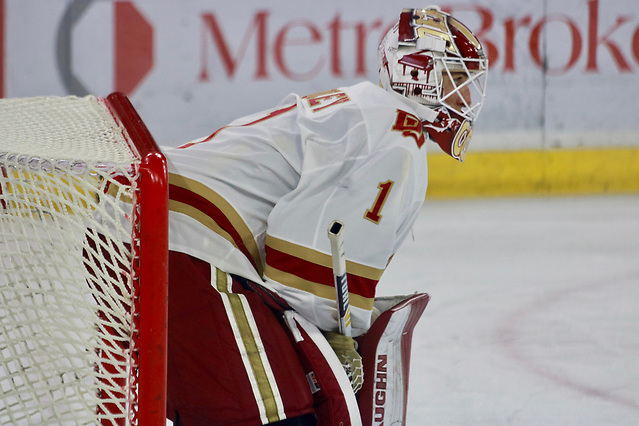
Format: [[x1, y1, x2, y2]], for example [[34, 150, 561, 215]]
[[356, 293, 430, 426], [165, 253, 315, 425], [282, 310, 363, 426]]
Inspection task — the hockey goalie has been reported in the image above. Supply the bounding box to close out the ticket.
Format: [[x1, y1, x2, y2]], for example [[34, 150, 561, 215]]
[[161, 6, 488, 425]]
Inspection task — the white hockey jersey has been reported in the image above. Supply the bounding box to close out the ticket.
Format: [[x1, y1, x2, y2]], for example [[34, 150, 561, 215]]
[[164, 81, 431, 336]]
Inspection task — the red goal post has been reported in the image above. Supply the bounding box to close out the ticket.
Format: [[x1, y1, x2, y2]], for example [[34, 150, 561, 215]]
[[0, 92, 168, 425]]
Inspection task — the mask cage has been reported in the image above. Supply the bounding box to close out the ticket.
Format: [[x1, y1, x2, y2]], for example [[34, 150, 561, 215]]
[[437, 55, 488, 122]]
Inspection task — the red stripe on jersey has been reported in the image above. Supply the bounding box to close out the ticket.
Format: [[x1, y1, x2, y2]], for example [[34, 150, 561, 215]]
[[178, 104, 297, 149], [267, 246, 333, 287], [169, 183, 259, 272], [266, 246, 378, 300]]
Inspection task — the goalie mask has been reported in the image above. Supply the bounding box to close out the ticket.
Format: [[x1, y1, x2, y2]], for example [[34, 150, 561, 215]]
[[378, 7, 488, 162]]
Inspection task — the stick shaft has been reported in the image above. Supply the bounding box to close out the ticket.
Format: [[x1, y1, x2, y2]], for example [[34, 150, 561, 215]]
[[328, 220, 352, 337]]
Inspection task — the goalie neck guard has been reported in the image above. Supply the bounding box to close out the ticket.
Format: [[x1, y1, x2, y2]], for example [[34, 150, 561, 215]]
[[378, 6, 488, 162]]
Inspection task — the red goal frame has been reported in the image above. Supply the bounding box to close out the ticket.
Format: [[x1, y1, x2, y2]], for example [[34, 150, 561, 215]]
[[106, 92, 168, 425]]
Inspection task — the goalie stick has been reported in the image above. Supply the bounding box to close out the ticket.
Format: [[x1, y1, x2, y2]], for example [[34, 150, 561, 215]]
[[327, 220, 352, 337]]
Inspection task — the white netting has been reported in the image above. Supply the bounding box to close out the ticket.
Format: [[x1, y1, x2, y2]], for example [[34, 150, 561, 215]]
[[0, 96, 142, 425], [0, 95, 137, 163]]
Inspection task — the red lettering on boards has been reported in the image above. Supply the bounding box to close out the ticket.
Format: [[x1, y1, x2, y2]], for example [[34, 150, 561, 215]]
[[198, 0, 639, 82]]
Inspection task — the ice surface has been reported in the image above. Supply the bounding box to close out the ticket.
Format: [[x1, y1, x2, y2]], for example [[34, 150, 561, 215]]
[[380, 195, 639, 425]]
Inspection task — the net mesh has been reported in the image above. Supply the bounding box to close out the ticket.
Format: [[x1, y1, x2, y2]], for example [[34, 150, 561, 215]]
[[0, 96, 142, 425]]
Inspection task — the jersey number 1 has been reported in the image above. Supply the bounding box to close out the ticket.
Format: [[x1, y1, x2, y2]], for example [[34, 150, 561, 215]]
[[364, 180, 394, 224]]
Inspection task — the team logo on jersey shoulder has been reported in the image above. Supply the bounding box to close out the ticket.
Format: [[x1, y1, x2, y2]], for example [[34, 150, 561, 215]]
[[303, 89, 351, 113], [391, 109, 425, 148]]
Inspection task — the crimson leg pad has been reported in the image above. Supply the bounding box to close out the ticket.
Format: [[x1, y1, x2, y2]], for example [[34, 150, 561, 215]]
[[282, 311, 363, 426], [356, 293, 430, 426]]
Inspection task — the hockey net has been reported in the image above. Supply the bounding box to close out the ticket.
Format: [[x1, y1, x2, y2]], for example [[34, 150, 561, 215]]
[[0, 94, 168, 425]]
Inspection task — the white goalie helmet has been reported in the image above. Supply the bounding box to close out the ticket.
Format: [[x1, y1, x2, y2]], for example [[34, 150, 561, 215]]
[[378, 6, 488, 161]]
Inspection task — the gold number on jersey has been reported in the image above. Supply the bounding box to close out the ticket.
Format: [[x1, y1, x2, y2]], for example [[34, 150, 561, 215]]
[[364, 180, 395, 224]]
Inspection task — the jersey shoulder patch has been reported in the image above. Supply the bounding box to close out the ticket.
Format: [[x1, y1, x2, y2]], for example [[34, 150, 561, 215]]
[[301, 89, 353, 114]]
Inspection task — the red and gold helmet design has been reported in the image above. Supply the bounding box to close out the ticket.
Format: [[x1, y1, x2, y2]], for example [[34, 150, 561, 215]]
[[378, 7, 488, 161]]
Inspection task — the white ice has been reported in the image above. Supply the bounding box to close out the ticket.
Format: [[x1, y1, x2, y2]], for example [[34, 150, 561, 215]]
[[380, 195, 639, 425]]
